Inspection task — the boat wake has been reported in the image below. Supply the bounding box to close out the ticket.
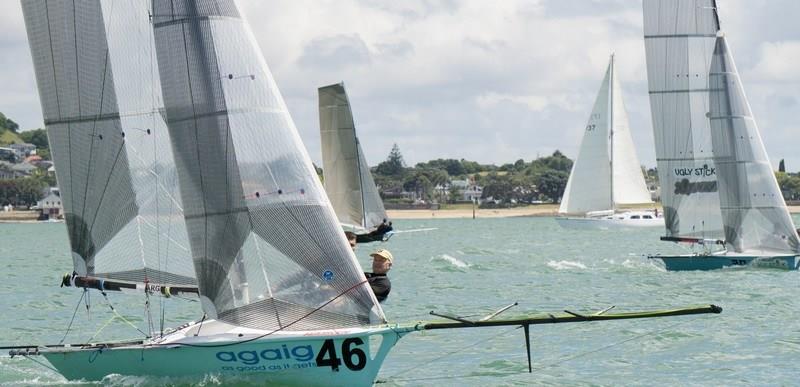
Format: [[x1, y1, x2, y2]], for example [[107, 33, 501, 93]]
[[546, 260, 587, 270], [430, 254, 473, 270]]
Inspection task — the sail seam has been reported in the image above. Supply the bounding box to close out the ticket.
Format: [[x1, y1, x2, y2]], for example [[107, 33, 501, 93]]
[[649, 88, 721, 94], [153, 15, 240, 29], [164, 107, 284, 124], [656, 156, 715, 161], [644, 33, 717, 39], [708, 115, 752, 121]]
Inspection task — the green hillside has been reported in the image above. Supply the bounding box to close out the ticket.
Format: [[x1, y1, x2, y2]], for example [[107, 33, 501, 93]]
[[0, 128, 23, 146]]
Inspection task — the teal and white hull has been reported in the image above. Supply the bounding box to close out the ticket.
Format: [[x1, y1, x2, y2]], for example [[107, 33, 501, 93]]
[[649, 252, 800, 271], [40, 320, 415, 386]]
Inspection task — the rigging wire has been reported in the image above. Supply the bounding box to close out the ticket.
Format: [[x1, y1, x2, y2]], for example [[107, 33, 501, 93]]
[[380, 315, 704, 384], [173, 279, 369, 348], [379, 325, 519, 382], [58, 288, 87, 344], [21, 355, 60, 374], [96, 292, 149, 339]]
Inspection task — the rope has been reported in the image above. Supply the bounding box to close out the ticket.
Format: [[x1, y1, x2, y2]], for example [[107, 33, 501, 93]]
[[380, 315, 703, 384], [21, 355, 60, 374], [379, 325, 520, 382], [531, 314, 703, 373], [84, 315, 120, 344], [59, 289, 86, 344], [99, 293, 148, 338], [174, 279, 369, 348]]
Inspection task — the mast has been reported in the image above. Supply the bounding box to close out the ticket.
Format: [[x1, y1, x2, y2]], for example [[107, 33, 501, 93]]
[[346, 84, 369, 230], [608, 53, 615, 211]]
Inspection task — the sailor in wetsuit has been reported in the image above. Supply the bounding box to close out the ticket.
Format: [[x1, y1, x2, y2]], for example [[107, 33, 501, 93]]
[[365, 249, 393, 302]]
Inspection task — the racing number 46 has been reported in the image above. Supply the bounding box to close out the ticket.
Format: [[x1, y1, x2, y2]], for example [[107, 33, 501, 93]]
[[315, 338, 367, 371]]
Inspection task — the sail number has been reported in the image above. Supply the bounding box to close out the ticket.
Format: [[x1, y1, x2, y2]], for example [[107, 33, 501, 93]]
[[315, 338, 367, 371], [586, 124, 596, 132]]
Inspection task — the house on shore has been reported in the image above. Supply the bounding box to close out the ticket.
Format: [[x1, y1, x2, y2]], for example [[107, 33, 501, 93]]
[[37, 188, 63, 219]]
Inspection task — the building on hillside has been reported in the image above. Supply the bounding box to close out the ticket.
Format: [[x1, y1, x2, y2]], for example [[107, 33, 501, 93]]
[[11, 162, 38, 178], [449, 179, 484, 202], [0, 147, 16, 163], [37, 188, 62, 219], [10, 143, 37, 158], [0, 161, 13, 179]]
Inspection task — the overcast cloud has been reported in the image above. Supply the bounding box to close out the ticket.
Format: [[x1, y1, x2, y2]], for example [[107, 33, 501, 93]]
[[1, 0, 798, 169]]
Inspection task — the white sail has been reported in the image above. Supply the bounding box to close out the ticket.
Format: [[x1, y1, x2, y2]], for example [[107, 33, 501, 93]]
[[22, 0, 195, 286], [560, 55, 651, 215], [610, 65, 653, 206], [643, 0, 724, 239], [151, 0, 384, 330], [319, 83, 388, 232], [708, 36, 800, 254]]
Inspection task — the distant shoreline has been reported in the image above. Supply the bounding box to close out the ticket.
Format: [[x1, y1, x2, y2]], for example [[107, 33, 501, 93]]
[[4, 205, 800, 222], [389, 205, 800, 219], [388, 205, 560, 219]]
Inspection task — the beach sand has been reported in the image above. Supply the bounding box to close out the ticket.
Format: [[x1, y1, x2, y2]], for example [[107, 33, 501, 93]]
[[388, 205, 560, 219], [389, 205, 800, 219]]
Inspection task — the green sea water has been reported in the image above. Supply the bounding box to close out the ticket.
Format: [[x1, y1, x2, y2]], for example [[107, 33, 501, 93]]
[[0, 217, 798, 386]]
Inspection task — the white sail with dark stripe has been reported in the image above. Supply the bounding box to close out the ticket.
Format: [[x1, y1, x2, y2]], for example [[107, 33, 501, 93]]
[[319, 83, 387, 232], [708, 36, 800, 254], [151, 0, 384, 329], [643, 0, 723, 239], [22, 0, 195, 287]]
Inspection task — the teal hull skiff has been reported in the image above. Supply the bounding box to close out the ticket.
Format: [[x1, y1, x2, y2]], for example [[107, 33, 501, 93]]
[[7, 305, 723, 384], [38, 321, 414, 385], [650, 252, 800, 271]]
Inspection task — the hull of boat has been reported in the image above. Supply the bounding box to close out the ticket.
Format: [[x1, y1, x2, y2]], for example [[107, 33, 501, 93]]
[[649, 253, 800, 271], [555, 216, 663, 230], [41, 326, 412, 386]]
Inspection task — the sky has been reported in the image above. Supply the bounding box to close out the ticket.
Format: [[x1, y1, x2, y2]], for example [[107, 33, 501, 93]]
[[1, 0, 798, 170]]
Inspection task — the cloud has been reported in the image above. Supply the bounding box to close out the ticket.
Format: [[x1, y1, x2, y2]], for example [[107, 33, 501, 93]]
[[1, 0, 798, 170], [297, 34, 372, 69], [476, 92, 549, 111], [750, 41, 800, 81]]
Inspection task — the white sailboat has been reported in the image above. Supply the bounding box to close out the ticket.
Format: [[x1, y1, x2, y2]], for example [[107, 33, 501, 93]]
[[9, 0, 723, 383], [318, 83, 392, 243], [557, 54, 660, 229], [643, 0, 800, 270]]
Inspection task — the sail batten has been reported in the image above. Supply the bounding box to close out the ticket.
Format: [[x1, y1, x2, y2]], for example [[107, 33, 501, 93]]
[[22, 0, 196, 286], [643, 0, 724, 239], [707, 35, 799, 254], [151, 0, 384, 330]]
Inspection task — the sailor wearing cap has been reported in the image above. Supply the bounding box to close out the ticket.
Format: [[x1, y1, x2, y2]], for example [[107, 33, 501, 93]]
[[365, 249, 393, 302]]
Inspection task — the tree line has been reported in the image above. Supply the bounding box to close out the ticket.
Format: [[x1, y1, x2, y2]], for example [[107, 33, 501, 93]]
[[367, 143, 573, 205]]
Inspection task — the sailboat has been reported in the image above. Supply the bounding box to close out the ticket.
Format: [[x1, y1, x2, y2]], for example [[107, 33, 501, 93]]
[[556, 54, 660, 229], [318, 83, 392, 243], [8, 0, 722, 383], [643, 0, 800, 270]]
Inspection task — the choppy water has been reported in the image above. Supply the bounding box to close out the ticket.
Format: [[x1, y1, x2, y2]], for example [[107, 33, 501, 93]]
[[1, 217, 798, 386]]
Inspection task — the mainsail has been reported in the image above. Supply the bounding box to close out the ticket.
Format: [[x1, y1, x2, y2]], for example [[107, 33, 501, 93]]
[[708, 36, 800, 254], [319, 83, 388, 232], [559, 55, 651, 215], [151, 0, 384, 329], [643, 0, 723, 239], [22, 0, 195, 286]]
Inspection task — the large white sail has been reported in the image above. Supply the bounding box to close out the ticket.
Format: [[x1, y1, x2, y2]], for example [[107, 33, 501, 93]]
[[560, 55, 651, 215], [319, 83, 387, 232], [708, 36, 800, 254], [151, 0, 384, 330], [609, 63, 653, 206], [643, 0, 724, 239], [22, 0, 195, 286]]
